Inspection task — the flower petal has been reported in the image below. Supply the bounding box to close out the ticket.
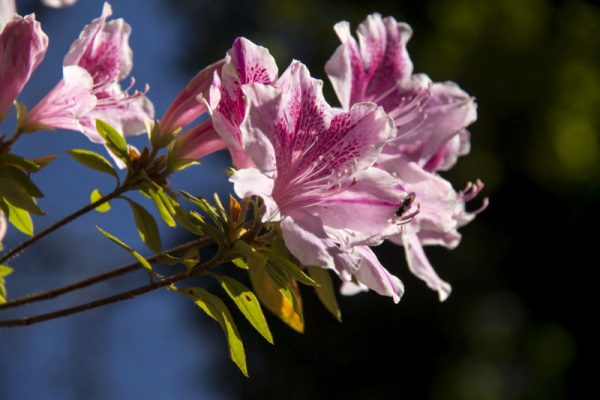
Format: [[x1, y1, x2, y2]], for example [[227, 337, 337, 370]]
[[402, 233, 452, 301], [280, 210, 361, 280]]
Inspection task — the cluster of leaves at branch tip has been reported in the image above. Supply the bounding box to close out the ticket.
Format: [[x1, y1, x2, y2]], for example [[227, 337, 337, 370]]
[[0, 132, 57, 236]]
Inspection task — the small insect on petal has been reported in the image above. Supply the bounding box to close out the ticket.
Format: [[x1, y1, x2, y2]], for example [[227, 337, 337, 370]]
[[396, 192, 416, 217]]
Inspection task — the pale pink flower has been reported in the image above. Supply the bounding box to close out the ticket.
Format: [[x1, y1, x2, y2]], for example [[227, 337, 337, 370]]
[[26, 2, 153, 143], [230, 60, 407, 283], [325, 13, 477, 170], [0, 13, 48, 114], [159, 60, 224, 136], [207, 37, 279, 168], [0, 211, 6, 248], [40, 0, 78, 8], [326, 13, 485, 300], [339, 245, 405, 303], [0, 1, 16, 32]]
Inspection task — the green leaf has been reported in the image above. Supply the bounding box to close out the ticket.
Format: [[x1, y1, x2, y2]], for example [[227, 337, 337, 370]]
[[29, 154, 58, 170], [179, 191, 225, 231], [0, 178, 45, 216], [125, 199, 162, 254], [231, 258, 249, 270], [232, 241, 268, 270], [0, 166, 44, 197], [67, 149, 119, 180], [207, 273, 274, 344], [0, 265, 12, 278], [95, 120, 129, 166], [248, 261, 304, 333], [261, 248, 317, 287], [91, 189, 111, 212], [178, 287, 248, 376], [145, 187, 176, 227], [0, 153, 40, 172], [265, 262, 303, 321], [308, 266, 342, 322], [96, 226, 153, 282], [0, 198, 33, 236]]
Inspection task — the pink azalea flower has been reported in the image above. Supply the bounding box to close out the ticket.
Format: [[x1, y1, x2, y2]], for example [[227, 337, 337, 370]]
[[0, 13, 48, 114], [230, 60, 408, 286], [339, 245, 405, 303], [159, 60, 224, 136], [325, 13, 485, 300], [0, 211, 6, 247], [26, 2, 153, 143], [0, 1, 16, 32], [40, 0, 78, 8], [325, 13, 477, 170], [207, 37, 279, 168]]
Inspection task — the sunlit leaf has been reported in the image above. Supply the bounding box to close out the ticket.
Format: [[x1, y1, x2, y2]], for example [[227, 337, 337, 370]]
[[95, 120, 129, 166], [125, 198, 162, 254], [230, 195, 241, 226], [0, 198, 33, 236], [0, 153, 40, 172], [262, 248, 317, 287], [96, 226, 153, 282], [91, 189, 111, 212], [0, 178, 45, 216], [308, 265, 342, 322], [0, 166, 43, 197], [207, 272, 274, 344], [66, 149, 119, 180], [248, 261, 304, 333], [177, 287, 248, 376]]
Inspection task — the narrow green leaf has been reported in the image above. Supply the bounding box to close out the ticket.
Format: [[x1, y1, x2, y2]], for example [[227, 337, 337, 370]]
[[146, 188, 176, 227], [0, 179, 45, 216], [213, 193, 229, 221], [91, 189, 111, 212], [67, 149, 119, 179], [265, 262, 303, 321], [308, 266, 342, 322], [29, 154, 58, 170], [0, 265, 12, 304], [96, 226, 153, 282], [262, 248, 317, 286], [0, 265, 13, 278], [232, 241, 268, 270], [95, 120, 129, 165], [0, 153, 40, 172], [231, 258, 249, 270], [0, 199, 33, 236], [179, 287, 248, 376], [248, 262, 304, 333], [179, 191, 225, 230], [125, 199, 162, 254], [207, 273, 274, 344], [0, 166, 44, 197]]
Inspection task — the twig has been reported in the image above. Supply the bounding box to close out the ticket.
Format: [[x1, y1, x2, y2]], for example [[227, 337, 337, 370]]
[[0, 252, 226, 328], [0, 186, 128, 265], [0, 237, 213, 311]]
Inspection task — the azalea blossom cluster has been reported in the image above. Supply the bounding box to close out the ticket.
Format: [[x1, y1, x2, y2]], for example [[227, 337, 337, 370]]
[[1, 2, 485, 311]]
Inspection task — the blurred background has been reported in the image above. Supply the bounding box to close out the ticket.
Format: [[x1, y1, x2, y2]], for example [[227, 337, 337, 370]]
[[0, 0, 594, 398]]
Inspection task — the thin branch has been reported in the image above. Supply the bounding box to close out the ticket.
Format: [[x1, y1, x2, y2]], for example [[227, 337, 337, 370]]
[[0, 237, 214, 311], [0, 186, 129, 265], [0, 252, 226, 328]]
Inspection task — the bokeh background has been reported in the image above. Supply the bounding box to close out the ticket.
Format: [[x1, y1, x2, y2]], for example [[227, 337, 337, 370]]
[[0, 0, 594, 398]]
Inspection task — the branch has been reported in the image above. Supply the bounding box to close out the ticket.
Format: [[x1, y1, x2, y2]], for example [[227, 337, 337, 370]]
[[0, 186, 128, 265], [0, 237, 213, 311], [0, 251, 226, 328]]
